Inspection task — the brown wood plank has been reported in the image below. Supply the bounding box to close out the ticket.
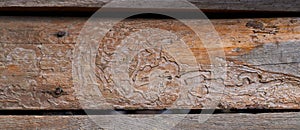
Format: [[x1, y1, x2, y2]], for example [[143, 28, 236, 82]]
[[0, 0, 299, 12], [0, 113, 299, 129], [0, 17, 299, 109]]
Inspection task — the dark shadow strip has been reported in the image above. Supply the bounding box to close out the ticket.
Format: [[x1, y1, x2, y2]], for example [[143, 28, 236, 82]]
[[0, 7, 299, 19]]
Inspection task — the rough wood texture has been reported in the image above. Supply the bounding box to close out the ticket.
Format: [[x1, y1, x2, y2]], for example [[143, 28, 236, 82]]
[[0, 113, 299, 129], [0, 0, 299, 12], [0, 16, 299, 109]]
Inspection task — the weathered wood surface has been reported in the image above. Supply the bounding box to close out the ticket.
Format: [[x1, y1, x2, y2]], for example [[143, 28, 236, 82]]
[[0, 16, 299, 109], [0, 0, 299, 12], [0, 113, 299, 129]]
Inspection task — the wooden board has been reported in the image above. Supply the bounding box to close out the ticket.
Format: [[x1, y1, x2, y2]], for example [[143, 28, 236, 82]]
[[0, 0, 299, 12], [0, 113, 299, 129], [0, 16, 299, 109]]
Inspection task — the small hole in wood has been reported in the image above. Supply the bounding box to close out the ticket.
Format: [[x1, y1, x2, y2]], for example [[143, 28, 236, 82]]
[[56, 31, 66, 38]]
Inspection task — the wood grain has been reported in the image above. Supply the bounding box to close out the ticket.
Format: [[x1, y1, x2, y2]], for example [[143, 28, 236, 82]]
[[0, 0, 299, 12], [0, 113, 299, 129], [0, 16, 299, 109]]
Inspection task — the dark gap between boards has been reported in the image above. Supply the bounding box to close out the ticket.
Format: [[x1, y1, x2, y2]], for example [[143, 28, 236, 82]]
[[0, 109, 299, 115], [0, 7, 299, 19]]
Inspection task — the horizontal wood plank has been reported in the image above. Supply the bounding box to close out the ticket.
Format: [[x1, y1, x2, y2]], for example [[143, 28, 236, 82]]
[[0, 0, 299, 12], [0, 113, 299, 129], [0, 17, 299, 109]]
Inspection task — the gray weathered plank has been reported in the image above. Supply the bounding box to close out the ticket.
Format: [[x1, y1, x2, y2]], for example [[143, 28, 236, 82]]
[[0, 0, 299, 12], [0, 113, 299, 129]]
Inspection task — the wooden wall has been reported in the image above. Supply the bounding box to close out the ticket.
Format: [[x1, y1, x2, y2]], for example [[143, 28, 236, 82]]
[[0, 0, 299, 129]]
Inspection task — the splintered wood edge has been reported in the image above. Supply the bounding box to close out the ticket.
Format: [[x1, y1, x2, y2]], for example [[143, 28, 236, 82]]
[[0, 17, 299, 109], [0, 113, 299, 129], [0, 0, 299, 12]]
